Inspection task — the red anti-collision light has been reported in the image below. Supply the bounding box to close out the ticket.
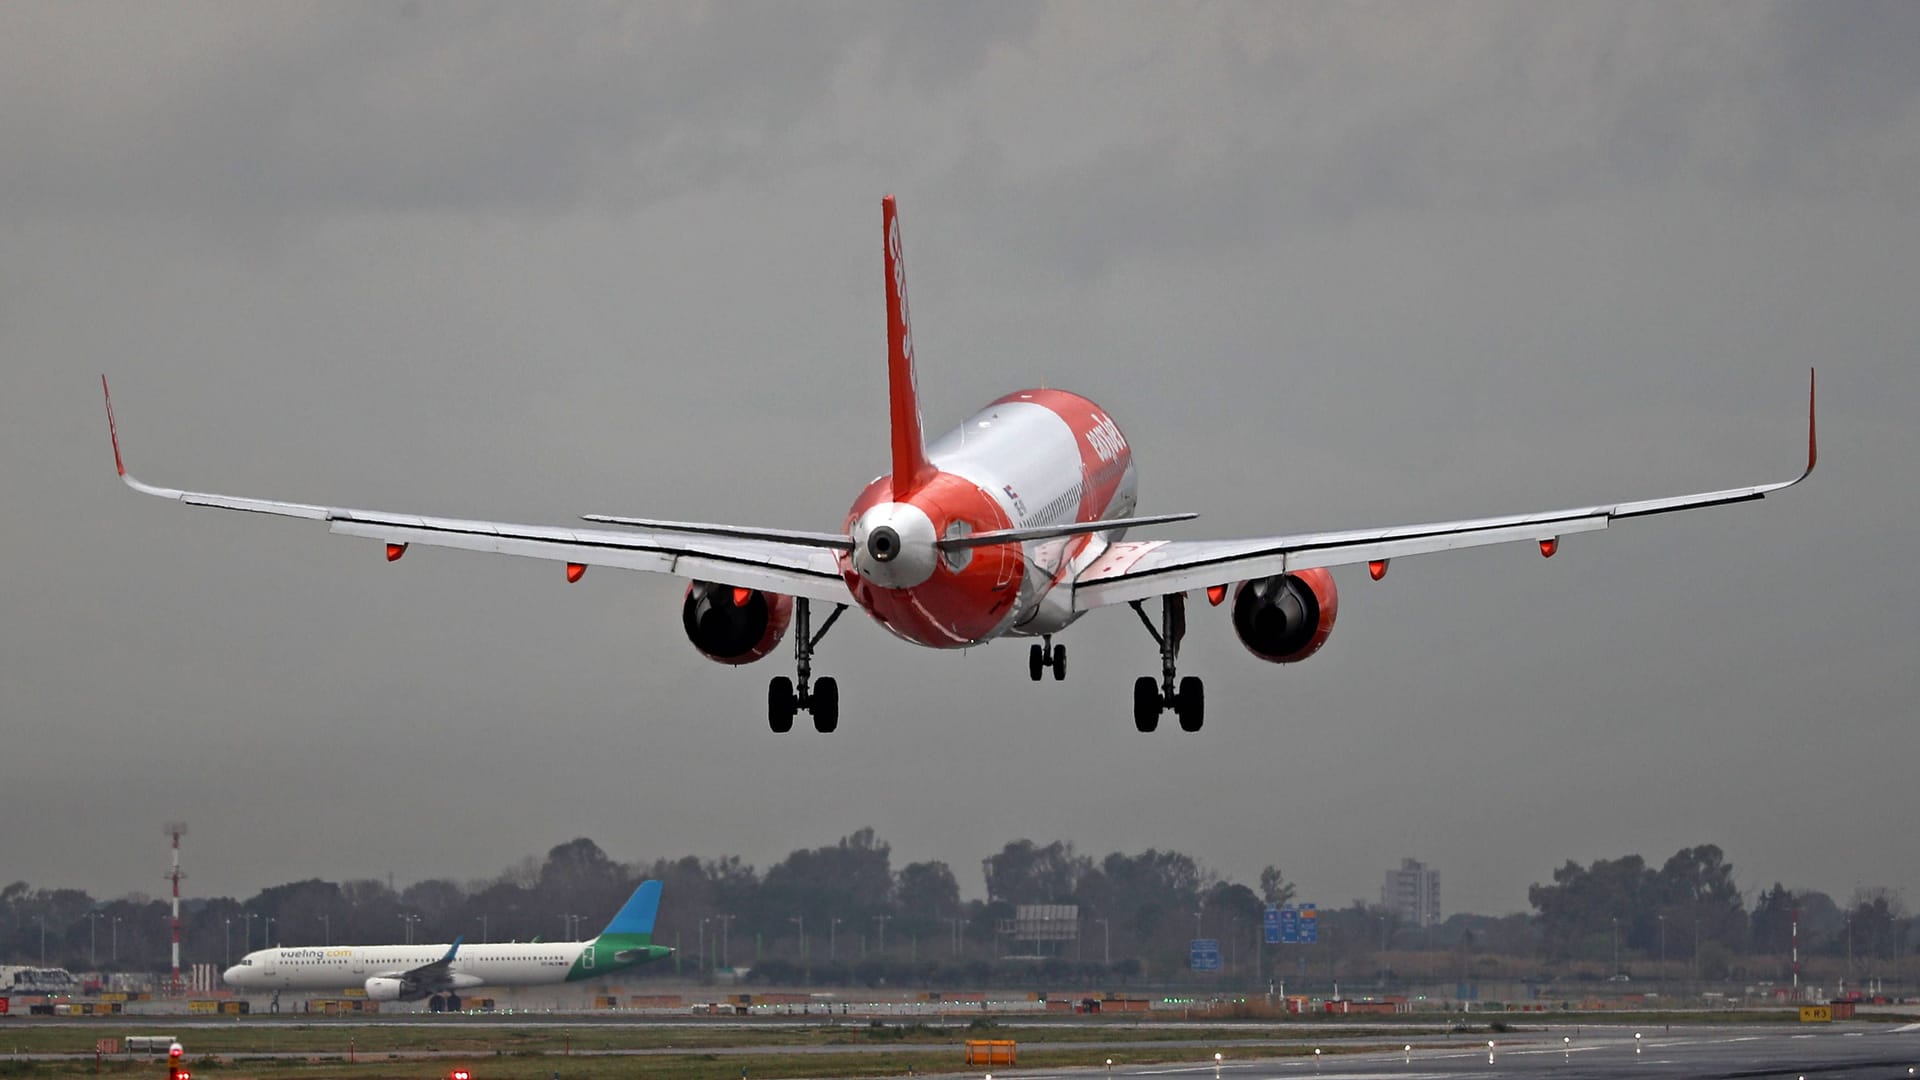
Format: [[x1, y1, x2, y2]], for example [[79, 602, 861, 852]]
[[1539, 537, 1559, 558], [565, 563, 586, 583], [1368, 560, 1389, 581], [732, 587, 752, 608], [1205, 584, 1227, 606], [385, 543, 407, 562]]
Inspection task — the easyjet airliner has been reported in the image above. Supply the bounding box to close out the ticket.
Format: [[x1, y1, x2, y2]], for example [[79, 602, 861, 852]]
[[222, 880, 671, 1007], [103, 197, 1815, 734]]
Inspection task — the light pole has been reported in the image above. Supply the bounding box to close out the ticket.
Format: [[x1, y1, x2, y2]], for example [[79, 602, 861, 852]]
[[873, 914, 891, 955], [319, 914, 330, 946], [1658, 914, 1667, 970], [1692, 918, 1700, 980], [1096, 918, 1111, 967], [242, 912, 256, 952], [401, 914, 421, 944], [699, 918, 709, 975], [88, 912, 105, 969], [715, 914, 734, 971], [790, 915, 806, 960], [945, 917, 964, 958], [112, 916, 122, 963], [39, 915, 47, 964], [1610, 917, 1619, 976], [829, 917, 841, 964], [222, 916, 230, 969], [476, 914, 489, 943]]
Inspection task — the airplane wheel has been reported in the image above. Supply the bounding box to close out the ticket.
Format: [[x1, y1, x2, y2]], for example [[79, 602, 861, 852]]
[[1051, 643, 1067, 681], [1132, 676, 1161, 732], [428, 994, 445, 1013], [812, 677, 840, 733], [768, 676, 796, 733], [1028, 643, 1044, 681], [445, 993, 462, 1012], [1176, 676, 1205, 732]]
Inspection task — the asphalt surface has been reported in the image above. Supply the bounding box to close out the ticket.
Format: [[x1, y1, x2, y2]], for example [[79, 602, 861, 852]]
[[5, 1020, 1917, 1078]]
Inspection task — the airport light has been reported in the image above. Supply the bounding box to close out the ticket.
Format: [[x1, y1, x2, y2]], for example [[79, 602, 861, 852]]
[[319, 914, 330, 946], [112, 916, 122, 963], [88, 911, 104, 969], [400, 914, 420, 945], [828, 917, 841, 964]]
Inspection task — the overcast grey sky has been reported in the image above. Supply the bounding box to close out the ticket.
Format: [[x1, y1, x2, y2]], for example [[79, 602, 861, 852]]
[[3, 2, 1914, 919]]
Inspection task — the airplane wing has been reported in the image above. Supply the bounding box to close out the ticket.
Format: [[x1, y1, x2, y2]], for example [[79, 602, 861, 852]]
[[1073, 372, 1817, 610], [377, 938, 465, 996], [101, 379, 852, 605]]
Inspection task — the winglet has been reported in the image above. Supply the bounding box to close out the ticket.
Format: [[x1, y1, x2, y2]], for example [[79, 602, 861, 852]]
[[882, 196, 935, 497], [440, 935, 464, 963], [599, 880, 662, 940], [1803, 367, 1817, 480], [101, 375, 126, 477]]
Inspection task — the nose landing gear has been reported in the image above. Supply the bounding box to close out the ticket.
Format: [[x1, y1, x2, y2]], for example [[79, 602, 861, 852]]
[[1128, 594, 1204, 731], [768, 598, 848, 733]]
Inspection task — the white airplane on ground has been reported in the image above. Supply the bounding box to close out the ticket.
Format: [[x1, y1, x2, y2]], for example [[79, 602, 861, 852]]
[[221, 881, 670, 1007], [104, 197, 1815, 734]]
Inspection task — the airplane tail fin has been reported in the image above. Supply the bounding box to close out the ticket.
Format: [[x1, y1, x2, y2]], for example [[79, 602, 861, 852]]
[[883, 195, 934, 496], [596, 880, 661, 943]]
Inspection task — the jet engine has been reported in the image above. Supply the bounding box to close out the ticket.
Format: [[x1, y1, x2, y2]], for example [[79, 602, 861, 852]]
[[363, 977, 409, 1002], [682, 581, 793, 664], [1230, 567, 1339, 663]]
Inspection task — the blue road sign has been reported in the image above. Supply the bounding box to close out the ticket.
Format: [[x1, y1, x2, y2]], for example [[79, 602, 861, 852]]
[[1189, 938, 1222, 972], [1279, 906, 1299, 943], [1299, 904, 1318, 944], [1263, 906, 1280, 945]]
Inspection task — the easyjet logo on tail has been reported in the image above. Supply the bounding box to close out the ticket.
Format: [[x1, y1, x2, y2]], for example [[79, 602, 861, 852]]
[[888, 217, 914, 365], [1085, 411, 1127, 463]]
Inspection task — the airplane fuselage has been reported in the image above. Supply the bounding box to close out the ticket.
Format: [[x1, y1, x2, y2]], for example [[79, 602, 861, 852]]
[[223, 940, 621, 995], [841, 388, 1137, 647]]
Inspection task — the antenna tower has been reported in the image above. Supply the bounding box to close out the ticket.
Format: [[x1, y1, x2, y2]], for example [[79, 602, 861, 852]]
[[163, 822, 188, 997]]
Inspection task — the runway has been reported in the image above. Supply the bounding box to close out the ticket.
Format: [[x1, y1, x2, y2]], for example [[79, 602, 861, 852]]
[[1074, 1025, 1920, 1080]]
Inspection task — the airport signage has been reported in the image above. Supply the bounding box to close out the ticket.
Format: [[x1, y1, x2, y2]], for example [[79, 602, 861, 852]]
[[1189, 939, 1222, 972], [1271, 904, 1318, 944]]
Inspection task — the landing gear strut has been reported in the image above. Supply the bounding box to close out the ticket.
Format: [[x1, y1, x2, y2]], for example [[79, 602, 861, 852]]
[[1028, 635, 1066, 681], [768, 598, 848, 733], [1128, 594, 1204, 731]]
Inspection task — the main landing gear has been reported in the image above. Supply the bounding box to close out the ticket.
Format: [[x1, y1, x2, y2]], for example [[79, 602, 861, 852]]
[[768, 598, 848, 734], [1028, 635, 1066, 681], [1128, 594, 1204, 732]]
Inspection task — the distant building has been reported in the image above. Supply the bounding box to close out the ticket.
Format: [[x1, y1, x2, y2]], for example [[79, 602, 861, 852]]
[[1381, 858, 1441, 927]]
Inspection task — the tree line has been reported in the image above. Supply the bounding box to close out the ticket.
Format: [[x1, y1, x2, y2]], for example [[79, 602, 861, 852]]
[[1, 835, 1910, 987]]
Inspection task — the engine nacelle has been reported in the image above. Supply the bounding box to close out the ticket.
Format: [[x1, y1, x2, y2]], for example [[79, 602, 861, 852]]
[[682, 581, 793, 665], [1230, 567, 1339, 664], [363, 977, 408, 1002]]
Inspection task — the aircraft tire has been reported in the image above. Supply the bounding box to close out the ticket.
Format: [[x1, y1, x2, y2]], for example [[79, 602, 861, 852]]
[[1029, 643, 1044, 681], [445, 993, 462, 1012], [1133, 676, 1161, 732], [1176, 676, 1205, 732], [1051, 643, 1067, 680], [768, 676, 796, 733], [812, 677, 840, 733]]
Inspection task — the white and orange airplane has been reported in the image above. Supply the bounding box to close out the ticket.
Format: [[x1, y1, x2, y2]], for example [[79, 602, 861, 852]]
[[103, 197, 1816, 734]]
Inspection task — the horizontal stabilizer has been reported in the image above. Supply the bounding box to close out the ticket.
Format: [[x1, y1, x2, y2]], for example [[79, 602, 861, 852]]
[[580, 515, 853, 550], [939, 512, 1199, 551]]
